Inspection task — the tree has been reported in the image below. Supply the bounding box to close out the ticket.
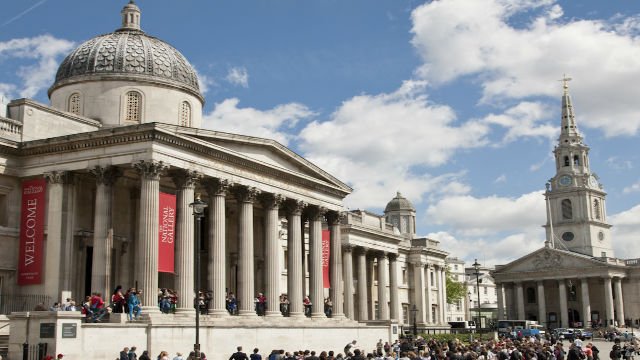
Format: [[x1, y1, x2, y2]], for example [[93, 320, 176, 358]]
[[446, 268, 466, 304]]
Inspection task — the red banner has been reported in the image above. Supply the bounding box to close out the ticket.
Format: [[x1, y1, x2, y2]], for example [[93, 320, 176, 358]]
[[158, 192, 176, 273], [18, 179, 46, 285], [322, 229, 330, 288]]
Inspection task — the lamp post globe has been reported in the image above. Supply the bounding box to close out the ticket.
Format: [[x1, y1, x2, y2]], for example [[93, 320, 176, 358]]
[[189, 194, 208, 360]]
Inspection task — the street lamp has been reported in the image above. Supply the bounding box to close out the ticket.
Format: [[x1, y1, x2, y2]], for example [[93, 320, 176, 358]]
[[410, 304, 418, 337], [190, 193, 208, 360], [472, 259, 482, 329]]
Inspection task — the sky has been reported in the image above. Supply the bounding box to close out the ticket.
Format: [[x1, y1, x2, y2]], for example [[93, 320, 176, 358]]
[[2, 0, 640, 267]]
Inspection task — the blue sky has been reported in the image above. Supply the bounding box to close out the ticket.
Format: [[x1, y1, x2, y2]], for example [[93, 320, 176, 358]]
[[2, 0, 640, 266]]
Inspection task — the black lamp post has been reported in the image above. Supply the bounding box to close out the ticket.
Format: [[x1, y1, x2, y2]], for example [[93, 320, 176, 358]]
[[410, 304, 418, 337], [472, 259, 482, 329], [190, 194, 208, 360]]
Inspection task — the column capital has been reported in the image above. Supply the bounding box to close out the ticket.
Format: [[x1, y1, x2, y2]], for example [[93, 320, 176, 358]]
[[232, 185, 260, 203], [90, 165, 121, 186], [325, 210, 345, 226], [44, 171, 74, 185], [284, 199, 306, 216], [203, 178, 232, 196], [376, 251, 388, 260], [343, 244, 355, 253], [305, 205, 327, 221], [133, 160, 167, 180], [259, 193, 284, 210], [388, 253, 398, 262], [355, 246, 368, 256], [170, 169, 201, 189]]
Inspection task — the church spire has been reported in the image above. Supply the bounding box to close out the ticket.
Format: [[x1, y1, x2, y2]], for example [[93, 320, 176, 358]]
[[120, 0, 142, 31], [558, 74, 582, 145]]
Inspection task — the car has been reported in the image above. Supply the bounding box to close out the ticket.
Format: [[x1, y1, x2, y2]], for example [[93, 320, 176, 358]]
[[553, 328, 567, 339], [574, 328, 593, 340]]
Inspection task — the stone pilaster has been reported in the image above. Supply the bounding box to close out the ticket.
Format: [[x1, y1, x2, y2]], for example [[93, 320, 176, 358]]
[[133, 160, 167, 313], [203, 178, 231, 316], [515, 282, 525, 320], [307, 205, 327, 318], [388, 254, 399, 322], [496, 283, 505, 320], [413, 262, 426, 324], [170, 169, 200, 313], [233, 185, 260, 316], [285, 199, 306, 318], [89, 166, 120, 300], [356, 247, 368, 321], [439, 267, 447, 324], [259, 193, 284, 317], [424, 264, 432, 324], [342, 245, 355, 320], [326, 211, 345, 319], [377, 252, 389, 320], [581, 278, 591, 328]]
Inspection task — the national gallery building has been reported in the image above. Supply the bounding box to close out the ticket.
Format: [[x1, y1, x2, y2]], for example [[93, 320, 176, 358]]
[[0, 2, 449, 358]]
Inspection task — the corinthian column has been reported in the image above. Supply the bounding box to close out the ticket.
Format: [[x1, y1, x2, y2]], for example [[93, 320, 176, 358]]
[[604, 276, 614, 326], [356, 247, 368, 321], [308, 206, 327, 318], [204, 178, 231, 316], [233, 185, 260, 316], [43, 171, 71, 302], [260, 193, 283, 317], [614, 278, 625, 326], [326, 211, 344, 319], [285, 199, 306, 318], [133, 160, 167, 313], [413, 262, 426, 324], [388, 254, 399, 322], [90, 166, 120, 302], [377, 252, 389, 320], [171, 169, 200, 313], [343, 245, 354, 319]]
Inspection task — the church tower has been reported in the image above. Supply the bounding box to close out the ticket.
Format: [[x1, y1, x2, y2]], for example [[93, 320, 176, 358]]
[[544, 77, 614, 258]]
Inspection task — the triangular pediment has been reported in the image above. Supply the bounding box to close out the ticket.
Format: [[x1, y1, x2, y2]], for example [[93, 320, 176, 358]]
[[493, 247, 610, 275], [168, 125, 352, 193]]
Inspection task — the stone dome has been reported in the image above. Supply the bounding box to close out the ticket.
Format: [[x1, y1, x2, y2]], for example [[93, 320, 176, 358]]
[[384, 191, 416, 212], [48, 1, 202, 101]]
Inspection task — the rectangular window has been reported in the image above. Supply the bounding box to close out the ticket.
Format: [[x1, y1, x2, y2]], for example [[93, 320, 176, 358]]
[[601, 252, 607, 257], [431, 306, 436, 323], [484, 286, 488, 295], [402, 304, 409, 324], [430, 271, 434, 286], [402, 268, 407, 284], [284, 250, 288, 270]]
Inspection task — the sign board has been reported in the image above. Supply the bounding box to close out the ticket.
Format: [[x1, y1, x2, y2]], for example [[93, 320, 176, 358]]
[[62, 323, 77, 338], [39, 323, 55, 338]]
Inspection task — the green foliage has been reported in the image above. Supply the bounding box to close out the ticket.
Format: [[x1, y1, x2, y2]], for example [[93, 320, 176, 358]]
[[446, 268, 466, 304]]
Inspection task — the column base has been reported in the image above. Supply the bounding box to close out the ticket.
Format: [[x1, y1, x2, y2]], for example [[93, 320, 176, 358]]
[[208, 309, 229, 317], [330, 313, 347, 320], [238, 310, 257, 317], [311, 312, 326, 319], [264, 311, 282, 318], [174, 308, 196, 316], [288, 311, 305, 318], [141, 305, 161, 314]]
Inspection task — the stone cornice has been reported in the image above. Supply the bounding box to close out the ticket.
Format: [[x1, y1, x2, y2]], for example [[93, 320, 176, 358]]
[[8, 98, 102, 128], [17, 123, 349, 199]]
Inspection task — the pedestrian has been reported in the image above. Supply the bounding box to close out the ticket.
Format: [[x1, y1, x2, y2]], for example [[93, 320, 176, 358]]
[[120, 347, 130, 360], [230, 346, 249, 360], [129, 346, 138, 360], [139, 351, 151, 360], [251, 348, 262, 360], [173, 352, 184, 360]]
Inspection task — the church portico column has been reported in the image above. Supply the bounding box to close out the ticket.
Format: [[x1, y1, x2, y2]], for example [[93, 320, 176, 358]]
[[496, 282, 505, 320], [285, 199, 306, 318], [388, 254, 400, 322], [558, 279, 569, 328], [233, 185, 260, 316], [515, 282, 525, 320], [259, 193, 284, 317], [614, 277, 625, 326], [604, 276, 614, 326], [326, 211, 345, 319], [356, 247, 369, 321], [581, 278, 591, 328], [412, 262, 426, 324], [307, 205, 327, 318], [133, 160, 167, 313], [204, 178, 231, 317], [90, 166, 120, 300], [425, 264, 432, 324], [170, 169, 200, 313], [342, 245, 355, 320], [537, 281, 547, 327], [376, 252, 389, 320]]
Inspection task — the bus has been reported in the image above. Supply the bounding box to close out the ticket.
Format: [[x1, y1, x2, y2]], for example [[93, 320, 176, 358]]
[[448, 320, 477, 329], [497, 320, 542, 337]]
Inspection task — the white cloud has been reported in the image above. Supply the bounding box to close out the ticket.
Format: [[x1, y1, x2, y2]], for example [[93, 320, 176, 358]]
[[494, 174, 507, 183], [606, 156, 633, 171], [226, 67, 249, 88], [0, 35, 75, 98], [482, 101, 556, 144], [410, 0, 640, 136], [623, 181, 640, 194], [202, 98, 314, 146], [610, 205, 640, 259]]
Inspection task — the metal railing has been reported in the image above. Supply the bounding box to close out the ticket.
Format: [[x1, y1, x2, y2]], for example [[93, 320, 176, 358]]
[[0, 294, 52, 314]]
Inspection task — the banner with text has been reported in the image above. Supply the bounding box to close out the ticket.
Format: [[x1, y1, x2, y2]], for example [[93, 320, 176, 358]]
[[322, 229, 330, 288], [158, 192, 176, 273], [18, 178, 46, 285]]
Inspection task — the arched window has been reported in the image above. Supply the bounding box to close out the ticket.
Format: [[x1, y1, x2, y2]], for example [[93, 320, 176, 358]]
[[573, 155, 580, 166], [68, 93, 81, 115], [125, 91, 142, 122], [562, 199, 573, 220], [564, 156, 570, 166], [180, 101, 191, 127], [526, 287, 536, 304], [593, 199, 601, 220]]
